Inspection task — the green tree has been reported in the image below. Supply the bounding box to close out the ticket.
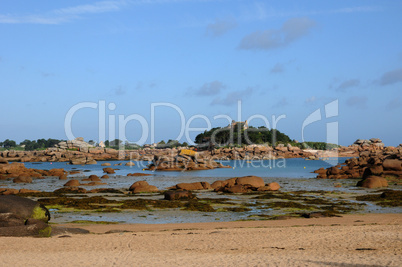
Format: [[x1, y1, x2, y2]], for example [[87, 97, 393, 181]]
[[2, 139, 17, 149], [156, 140, 166, 148], [20, 139, 37, 151], [194, 126, 293, 147], [36, 138, 47, 148], [45, 138, 61, 148], [167, 140, 179, 147]]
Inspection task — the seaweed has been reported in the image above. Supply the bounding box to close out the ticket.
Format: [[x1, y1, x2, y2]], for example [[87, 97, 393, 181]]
[[184, 200, 215, 212], [150, 200, 183, 209], [18, 192, 61, 198], [120, 199, 149, 210], [38, 226, 52, 237], [253, 192, 300, 201], [267, 201, 311, 210], [38, 196, 116, 210], [356, 190, 402, 207], [224, 207, 252, 212]]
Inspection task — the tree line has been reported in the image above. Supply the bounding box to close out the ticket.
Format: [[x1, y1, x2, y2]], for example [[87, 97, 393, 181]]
[[0, 139, 62, 151], [194, 125, 292, 147], [194, 125, 339, 150]]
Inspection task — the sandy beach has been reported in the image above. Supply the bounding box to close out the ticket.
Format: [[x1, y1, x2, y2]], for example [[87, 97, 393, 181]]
[[0, 213, 400, 267]]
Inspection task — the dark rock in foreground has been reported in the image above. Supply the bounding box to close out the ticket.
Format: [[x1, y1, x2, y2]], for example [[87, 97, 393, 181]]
[[0, 195, 50, 222], [0, 195, 52, 237]]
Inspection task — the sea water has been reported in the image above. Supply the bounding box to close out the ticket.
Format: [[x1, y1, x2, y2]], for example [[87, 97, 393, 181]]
[[4, 157, 401, 224], [9, 157, 350, 192]]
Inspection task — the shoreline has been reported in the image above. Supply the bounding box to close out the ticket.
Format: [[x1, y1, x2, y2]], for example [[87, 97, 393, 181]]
[[0, 213, 400, 267], [57, 213, 401, 233]]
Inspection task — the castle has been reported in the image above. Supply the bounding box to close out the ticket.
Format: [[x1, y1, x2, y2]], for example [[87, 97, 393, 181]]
[[227, 120, 248, 130]]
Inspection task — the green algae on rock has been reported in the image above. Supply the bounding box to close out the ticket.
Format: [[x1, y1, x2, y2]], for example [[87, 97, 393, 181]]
[[356, 190, 402, 207]]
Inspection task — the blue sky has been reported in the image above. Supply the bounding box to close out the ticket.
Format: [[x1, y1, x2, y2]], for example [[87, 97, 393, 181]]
[[0, 0, 401, 146]]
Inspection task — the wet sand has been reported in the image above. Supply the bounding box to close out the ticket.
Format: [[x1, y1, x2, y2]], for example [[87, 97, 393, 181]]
[[0, 213, 400, 266]]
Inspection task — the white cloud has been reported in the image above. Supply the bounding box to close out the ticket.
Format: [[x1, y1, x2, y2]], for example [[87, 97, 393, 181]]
[[195, 81, 226, 96], [380, 68, 402, 86], [337, 79, 360, 91], [0, 14, 71, 24], [305, 96, 317, 104], [387, 97, 402, 110], [135, 81, 157, 91], [0, 1, 127, 25], [211, 87, 253, 106], [238, 4, 381, 23], [205, 18, 237, 37], [0, 0, 224, 25], [41, 72, 55, 77], [114, 86, 126, 95], [273, 97, 288, 108], [253, 2, 268, 20], [0, 0, 182, 25], [346, 96, 367, 109], [55, 1, 127, 15], [270, 63, 284, 73], [239, 17, 316, 51], [332, 6, 382, 14]]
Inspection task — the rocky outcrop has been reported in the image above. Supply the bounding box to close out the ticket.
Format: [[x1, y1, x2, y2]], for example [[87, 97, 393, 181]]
[[128, 181, 159, 193], [172, 182, 210, 191], [64, 179, 80, 187], [168, 176, 280, 193], [354, 138, 385, 149], [70, 156, 97, 165], [313, 145, 401, 186], [103, 167, 115, 174], [208, 144, 315, 160], [0, 162, 70, 181], [1, 138, 398, 164], [164, 190, 195, 200], [215, 176, 280, 193], [82, 175, 101, 182], [13, 176, 33, 184], [357, 176, 388, 189], [55, 137, 94, 151], [236, 176, 265, 188], [257, 182, 280, 191], [127, 173, 152, 177], [146, 150, 230, 171]]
